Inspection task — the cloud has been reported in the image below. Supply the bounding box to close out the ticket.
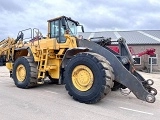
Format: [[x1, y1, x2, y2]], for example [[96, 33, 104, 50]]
[[0, 0, 24, 12], [0, 0, 160, 40]]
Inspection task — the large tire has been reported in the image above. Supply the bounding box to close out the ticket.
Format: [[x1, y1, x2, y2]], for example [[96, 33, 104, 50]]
[[64, 52, 114, 104], [12, 56, 38, 88]]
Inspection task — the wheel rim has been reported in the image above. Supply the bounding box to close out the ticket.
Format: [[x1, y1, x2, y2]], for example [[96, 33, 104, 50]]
[[16, 64, 26, 82], [72, 65, 94, 91]]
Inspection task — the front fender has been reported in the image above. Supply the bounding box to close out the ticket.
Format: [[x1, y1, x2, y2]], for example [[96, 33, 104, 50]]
[[61, 47, 90, 68]]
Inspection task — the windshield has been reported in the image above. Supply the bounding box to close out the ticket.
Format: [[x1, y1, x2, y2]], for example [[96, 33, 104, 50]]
[[66, 20, 77, 36]]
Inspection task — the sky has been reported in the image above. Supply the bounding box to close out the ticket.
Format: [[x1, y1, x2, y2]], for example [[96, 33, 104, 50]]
[[0, 0, 160, 40]]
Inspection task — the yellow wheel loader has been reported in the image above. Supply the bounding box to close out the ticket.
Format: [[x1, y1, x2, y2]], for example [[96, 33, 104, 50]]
[[0, 38, 15, 66], [4, 16, 157, 104]]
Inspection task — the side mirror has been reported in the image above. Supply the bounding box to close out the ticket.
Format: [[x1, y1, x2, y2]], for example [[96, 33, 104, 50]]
[[81, 26, 84, 32], [77, 25, 84, 33]]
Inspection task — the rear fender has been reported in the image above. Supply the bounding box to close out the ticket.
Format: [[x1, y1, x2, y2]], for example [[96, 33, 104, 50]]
[[14, 47, 33, 61]]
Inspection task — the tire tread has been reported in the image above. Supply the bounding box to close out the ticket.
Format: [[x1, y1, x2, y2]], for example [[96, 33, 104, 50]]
[[64, 52, 115, 104]]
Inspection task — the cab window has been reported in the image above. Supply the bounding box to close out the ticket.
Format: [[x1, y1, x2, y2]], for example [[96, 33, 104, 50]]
[[50, 19, 66, 43]]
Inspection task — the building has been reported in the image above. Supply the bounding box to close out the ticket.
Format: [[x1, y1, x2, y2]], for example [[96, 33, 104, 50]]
[[79, 30, 160, 72]]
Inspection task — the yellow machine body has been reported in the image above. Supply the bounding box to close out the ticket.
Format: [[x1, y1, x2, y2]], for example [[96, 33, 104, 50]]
[[5, 16, 80, 81], [29, 34, 77, 79]]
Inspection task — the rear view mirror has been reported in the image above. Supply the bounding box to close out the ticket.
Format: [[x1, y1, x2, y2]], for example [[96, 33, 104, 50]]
[[77, 25, 84, 33], [81, 26, 84, 32]]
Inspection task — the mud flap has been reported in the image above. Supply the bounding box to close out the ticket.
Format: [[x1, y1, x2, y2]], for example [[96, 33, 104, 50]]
[[78, 39, 156, 103]]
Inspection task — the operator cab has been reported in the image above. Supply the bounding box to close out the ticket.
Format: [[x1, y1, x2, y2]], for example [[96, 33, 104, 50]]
[[47, 16, 84, 43]]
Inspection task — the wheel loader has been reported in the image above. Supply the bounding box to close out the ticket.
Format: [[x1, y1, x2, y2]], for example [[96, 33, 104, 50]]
[[4, 16, 157, 104], [0, 38, 15, 66]]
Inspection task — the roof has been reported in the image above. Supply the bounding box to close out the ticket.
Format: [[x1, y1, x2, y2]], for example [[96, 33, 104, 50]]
[[47, 16, 79, 25], [78, 30, 160, 45]]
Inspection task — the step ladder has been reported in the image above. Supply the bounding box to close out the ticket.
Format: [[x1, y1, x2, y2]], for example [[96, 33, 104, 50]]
[[37, 48, 48, 83]]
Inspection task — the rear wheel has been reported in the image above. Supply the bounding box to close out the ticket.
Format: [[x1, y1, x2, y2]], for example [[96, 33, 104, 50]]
[[12, 56, 38, 88], [64, 52, 114, 104]]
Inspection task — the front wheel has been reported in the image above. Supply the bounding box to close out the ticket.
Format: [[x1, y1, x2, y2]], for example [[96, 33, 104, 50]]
[[64, 52, 114, 104]]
